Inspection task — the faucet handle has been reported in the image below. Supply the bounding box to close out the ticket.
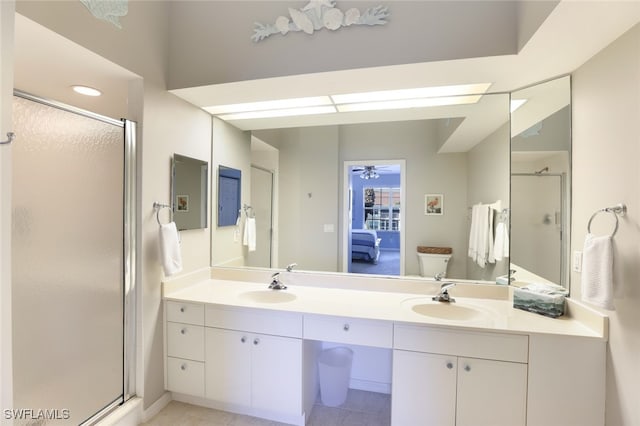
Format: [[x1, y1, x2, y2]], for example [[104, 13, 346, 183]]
[[286, 263, 298, 272]]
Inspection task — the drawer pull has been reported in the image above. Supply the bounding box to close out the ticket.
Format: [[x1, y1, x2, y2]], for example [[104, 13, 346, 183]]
[[180, 364, 187, 371], [343, 324, 350, 332], [180, 328, 187, 335], [180, 306, 185, 313], [241, 336, 247, 343], [464, 365, 471, 372], [253, 338, 260, 345], [446, 362, 454, 370]]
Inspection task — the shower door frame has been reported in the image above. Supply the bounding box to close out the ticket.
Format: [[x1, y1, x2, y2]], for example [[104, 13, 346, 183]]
[[13, 90, 138, 421], [511, 172, 568, 288]]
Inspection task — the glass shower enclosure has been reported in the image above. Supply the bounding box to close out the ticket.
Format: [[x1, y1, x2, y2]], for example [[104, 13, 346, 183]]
[[11, 93, 136, 425]]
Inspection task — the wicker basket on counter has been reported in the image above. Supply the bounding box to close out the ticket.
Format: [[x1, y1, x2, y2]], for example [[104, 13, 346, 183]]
[[417, 246, 453, 255]]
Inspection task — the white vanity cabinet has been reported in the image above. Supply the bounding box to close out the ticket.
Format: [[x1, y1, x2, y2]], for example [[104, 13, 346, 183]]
[[204, 305, 305, 420], [204, 327, 302, 416], [392, 324, 528, 426]]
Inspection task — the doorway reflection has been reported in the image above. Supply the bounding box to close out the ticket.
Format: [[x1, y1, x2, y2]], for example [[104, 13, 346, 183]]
[[348, 163, 401, 275]]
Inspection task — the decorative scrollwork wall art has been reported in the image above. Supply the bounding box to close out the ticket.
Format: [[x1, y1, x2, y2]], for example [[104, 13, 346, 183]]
[[80, 0, 128, 29], [252, 0, 390, 42]]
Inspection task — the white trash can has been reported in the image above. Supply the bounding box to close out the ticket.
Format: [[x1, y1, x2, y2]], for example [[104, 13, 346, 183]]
[[318, 347, 354, 407]]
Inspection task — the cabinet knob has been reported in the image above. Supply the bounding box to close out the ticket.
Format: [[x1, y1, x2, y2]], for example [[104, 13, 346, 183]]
[[180, 364, 187, 371], [241, 336, 247, 343], [464, 365, 471, 372], [253, 338, 260, 345], [343, 324, 350, 332], [180, 307, 185, 313], [180, 328, 187, 335], [446, 362, 454, 370]]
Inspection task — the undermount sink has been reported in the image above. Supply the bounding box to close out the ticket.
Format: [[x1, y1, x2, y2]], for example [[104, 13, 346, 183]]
[[410, 302, 484, 321], [239, 290, 297, 304]]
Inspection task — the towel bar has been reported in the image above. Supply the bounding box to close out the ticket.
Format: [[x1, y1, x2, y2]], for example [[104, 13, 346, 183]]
[[587, 203, 627, 237], [153, 202, 173, 225]]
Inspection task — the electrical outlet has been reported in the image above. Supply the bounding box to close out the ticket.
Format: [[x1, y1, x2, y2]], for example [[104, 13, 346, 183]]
[[572, 251, 582, 272]]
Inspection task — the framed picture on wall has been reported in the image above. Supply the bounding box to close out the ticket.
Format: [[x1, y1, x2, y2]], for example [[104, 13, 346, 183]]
[[425, 194, 443, 215], [176, 195, 189, 212]]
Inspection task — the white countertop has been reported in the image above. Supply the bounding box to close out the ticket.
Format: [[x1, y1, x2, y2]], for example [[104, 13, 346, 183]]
[[163, 277, 607, 340]]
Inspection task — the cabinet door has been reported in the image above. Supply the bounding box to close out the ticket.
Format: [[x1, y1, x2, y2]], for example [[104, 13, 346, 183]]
[[251, 334, 302, 416], [391, 350, 456, 426], [456, 357, 527, 426], [205, 328, 251, 406]]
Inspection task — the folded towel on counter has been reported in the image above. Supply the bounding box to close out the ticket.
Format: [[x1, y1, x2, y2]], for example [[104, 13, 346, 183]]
[[243, 217, 256, 252], [159, 222, 183, 276], [581, 233, 615, 310]]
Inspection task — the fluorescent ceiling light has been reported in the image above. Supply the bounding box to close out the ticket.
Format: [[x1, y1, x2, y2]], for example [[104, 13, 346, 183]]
[[218, 105, 337, 121], [510, 99, 527, 112], [337, 95, 482, 113], [72, 85, 102, 97], [331, 83, 492, 104], [205, 96, 333, 115]]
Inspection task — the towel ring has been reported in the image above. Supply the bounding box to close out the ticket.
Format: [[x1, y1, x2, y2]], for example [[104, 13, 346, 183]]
[[153, 202, 173, 225], [587, 204, 626, 237]]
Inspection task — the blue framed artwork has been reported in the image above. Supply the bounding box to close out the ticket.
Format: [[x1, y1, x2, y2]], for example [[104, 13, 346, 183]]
[[218, 166, 241, 227]]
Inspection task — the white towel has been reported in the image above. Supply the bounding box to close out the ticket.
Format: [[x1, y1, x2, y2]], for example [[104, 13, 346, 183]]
[[468, 204, 494, 268], [243, 217, 256, 252], [159, 222, 183, 277], [493, 221, 509, 261], [581, 233, 614, 310]]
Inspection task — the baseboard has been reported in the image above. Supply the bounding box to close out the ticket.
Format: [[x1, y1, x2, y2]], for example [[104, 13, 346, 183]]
[[349, 378, 392, 394], [141, 392, 172, 423]]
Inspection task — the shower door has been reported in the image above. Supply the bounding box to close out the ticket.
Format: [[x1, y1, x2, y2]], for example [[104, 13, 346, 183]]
[[12, 94, 135, 425], [511, 174, 564, 284]]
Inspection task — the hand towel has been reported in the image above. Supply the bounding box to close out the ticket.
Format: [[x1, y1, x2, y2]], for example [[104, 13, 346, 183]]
[[159, 222, 183, 277], [581, 233, 614, 310], [243, 217, 257, 252], [468, 204, 481, 261], [493, 221, 509, 261]]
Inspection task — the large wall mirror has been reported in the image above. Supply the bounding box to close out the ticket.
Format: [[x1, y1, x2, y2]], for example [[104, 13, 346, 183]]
[[214, 93, 513, 284], [510, 76, 572, 290], [172, 154, 209, 231]]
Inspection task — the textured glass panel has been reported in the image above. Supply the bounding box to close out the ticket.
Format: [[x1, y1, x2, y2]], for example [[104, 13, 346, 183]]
[[12, 96, 124, 424]]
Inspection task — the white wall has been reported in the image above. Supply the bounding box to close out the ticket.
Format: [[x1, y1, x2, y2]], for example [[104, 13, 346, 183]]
[[140, 85, 212, 408], [211, 117, 251, 267], [571, 23, 640, 426], [167, 1, 521, 89], [0, 0, 15, 413]]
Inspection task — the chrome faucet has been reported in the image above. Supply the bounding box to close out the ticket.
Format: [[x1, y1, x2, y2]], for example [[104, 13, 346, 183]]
[[432, 282, 456, 303], [286, 263, 298, 272], [269, 272, 288, 290]]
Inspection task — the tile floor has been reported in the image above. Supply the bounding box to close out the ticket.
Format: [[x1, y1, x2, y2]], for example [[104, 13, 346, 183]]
[[141, 390, 391, 426]]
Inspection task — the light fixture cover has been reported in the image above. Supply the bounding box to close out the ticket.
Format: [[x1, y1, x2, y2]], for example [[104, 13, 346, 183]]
[[72, 85, 102, 97]]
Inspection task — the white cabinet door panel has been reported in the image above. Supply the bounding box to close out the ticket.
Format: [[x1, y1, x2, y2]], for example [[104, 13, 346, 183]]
[[205, 328, 251, 406], [391, 350, 456, 426], [456, 357, 527, 426]]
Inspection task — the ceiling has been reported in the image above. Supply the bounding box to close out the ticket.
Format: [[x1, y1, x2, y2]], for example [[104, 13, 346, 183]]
[[13, 1, 640, 151]]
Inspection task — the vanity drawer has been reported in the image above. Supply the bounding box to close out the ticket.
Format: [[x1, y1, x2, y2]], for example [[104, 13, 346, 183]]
[[304, 315, 393, 348], [205, 305, 303, 338], [167, 322, 205, 361], [394, 325, 528, 363], [166, 301, 204, 326], [166, 357, 205, 397]]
